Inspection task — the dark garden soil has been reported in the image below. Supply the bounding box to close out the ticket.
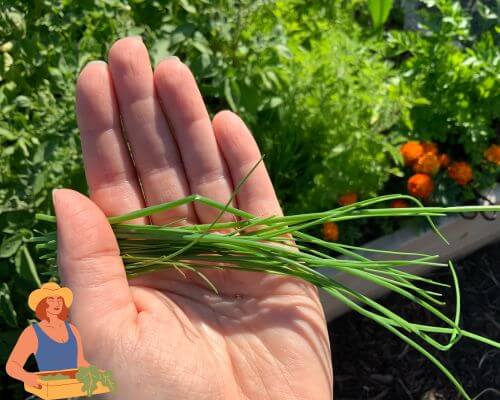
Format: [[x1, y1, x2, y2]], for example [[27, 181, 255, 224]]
[[329, 241, 500, 400]]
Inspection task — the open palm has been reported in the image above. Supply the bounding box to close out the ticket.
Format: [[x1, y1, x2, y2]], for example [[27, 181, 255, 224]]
[[53, 36, 332, 399]]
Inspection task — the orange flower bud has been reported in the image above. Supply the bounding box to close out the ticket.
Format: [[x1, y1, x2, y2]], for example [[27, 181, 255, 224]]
[[413, 152, 440, 176], [484, 144, 500, 165], [322, 222, 339, 242], [407, 173, 434, 199], [448, 162, 473, 186], [338, 192, 358, 206], [422, 142, 438, 155], [400, 141, 424, 166], [439, 154, 451, 168], [391, 199, 409, 208]]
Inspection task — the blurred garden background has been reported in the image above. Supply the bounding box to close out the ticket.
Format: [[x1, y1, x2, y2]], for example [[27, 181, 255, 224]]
[[0, 0, 499, 398]]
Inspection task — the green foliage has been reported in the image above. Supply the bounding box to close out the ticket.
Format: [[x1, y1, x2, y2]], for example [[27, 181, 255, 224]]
[[278, 19, 405, 214], [133, 0, 291, 124]]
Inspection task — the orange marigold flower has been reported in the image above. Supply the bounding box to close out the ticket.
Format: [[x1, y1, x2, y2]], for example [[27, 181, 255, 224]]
[[400, 141, 424, 166], [407, 173, 434, 199], [439, 154, 451, 168], [322, 222, 339, 242], [421, 142, 438, 155], [391, 199, 409, 208], [338, 192, 358, 206], [448, 162, 473, 186], [484, 144, 500, 165], [413, 152, 440, 176]]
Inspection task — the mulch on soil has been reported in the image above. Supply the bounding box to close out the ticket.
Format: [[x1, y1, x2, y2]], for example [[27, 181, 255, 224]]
[[329, 241, 500, 400]]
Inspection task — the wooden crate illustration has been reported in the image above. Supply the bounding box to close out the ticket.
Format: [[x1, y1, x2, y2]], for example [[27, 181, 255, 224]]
[[24, 368, 112, 399]]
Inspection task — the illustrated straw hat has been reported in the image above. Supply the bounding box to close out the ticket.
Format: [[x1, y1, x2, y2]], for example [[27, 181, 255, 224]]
[[28, 282, 73, 311]]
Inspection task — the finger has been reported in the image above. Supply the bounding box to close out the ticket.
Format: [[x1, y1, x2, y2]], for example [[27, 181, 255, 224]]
[[154, 58, 237, 227], [107, 36, 197, 226], [212, 111, 284, 225], [76, 60, 147, 224], [53, 189, 137, 335]]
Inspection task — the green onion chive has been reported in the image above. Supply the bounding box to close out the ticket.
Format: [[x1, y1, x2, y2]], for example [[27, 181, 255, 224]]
[[30, 156, 500, 399]]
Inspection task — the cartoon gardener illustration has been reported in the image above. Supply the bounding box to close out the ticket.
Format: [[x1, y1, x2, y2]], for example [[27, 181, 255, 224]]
[[5, 282, 90, 389]]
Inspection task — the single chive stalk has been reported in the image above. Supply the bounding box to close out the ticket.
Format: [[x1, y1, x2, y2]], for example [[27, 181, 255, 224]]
[[30, 155, 500, 400]]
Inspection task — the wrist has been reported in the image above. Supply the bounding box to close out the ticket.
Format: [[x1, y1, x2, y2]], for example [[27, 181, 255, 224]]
[[6, 362, 30, 382], [21, 370, 36, 381]]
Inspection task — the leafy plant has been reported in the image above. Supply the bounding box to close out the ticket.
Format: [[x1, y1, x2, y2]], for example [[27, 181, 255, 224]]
[[76, 365, 115, 396], [99, 370, 117, 393], [280, 24, 405, 215]]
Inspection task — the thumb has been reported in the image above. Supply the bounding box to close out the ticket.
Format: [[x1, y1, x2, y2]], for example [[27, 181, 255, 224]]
[[53, 188, 136, 332]]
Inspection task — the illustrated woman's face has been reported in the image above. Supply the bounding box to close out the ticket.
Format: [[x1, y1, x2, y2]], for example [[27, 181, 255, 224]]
[[46, 296, 64, 315]]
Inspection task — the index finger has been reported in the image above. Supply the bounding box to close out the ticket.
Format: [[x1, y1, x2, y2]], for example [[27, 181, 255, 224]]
[[76, 60, 148, 224]]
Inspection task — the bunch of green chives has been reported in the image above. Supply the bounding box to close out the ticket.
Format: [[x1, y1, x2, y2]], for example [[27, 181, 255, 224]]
[[30, 157, 500, 400]]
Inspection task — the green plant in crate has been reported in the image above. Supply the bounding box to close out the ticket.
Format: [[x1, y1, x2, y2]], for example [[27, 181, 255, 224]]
[[76, 365, 116, 396], [38, 366, 116, 395]]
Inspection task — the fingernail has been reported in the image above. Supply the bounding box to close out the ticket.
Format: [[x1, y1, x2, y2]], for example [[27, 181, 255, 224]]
[[87, 60, 106, 65], [52, 188, 60, 205], [129, 35, 143, 42], [155, 55, 181, 69]]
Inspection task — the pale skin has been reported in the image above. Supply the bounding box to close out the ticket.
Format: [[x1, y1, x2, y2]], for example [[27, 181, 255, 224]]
[[47, 36, 333, 399], [6, 296, 89, 389]]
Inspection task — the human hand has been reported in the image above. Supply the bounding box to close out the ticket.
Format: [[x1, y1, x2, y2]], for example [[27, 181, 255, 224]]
[[52, 36, 333, 399], [23, 372, 41, 389]]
